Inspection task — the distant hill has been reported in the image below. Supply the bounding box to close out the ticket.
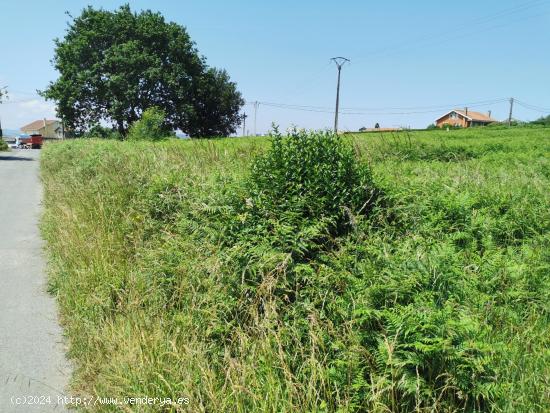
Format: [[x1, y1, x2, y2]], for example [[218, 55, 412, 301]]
[[1, 129, 21, 137]]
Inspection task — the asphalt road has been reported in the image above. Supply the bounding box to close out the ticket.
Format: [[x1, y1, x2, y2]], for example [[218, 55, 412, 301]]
[[0, 149, 70, 412]]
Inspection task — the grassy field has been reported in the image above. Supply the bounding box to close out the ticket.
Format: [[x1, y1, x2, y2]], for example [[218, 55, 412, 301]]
[[41, 127, 549, 412]]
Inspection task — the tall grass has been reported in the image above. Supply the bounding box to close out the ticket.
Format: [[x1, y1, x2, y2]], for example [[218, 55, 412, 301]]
[[41, 127, 550, 412]]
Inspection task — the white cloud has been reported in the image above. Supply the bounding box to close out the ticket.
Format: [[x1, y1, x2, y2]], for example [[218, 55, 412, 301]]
[[0, 95, 57, 129], [19, 99, 56, 112]]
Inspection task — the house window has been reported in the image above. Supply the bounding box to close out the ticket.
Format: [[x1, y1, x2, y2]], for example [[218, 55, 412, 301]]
[[450, 112, 457, 119]]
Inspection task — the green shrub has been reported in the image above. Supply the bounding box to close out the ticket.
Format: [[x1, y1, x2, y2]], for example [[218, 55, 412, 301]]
[[220, 126, 376, 297], [228, 128, 377, 248], [0, 139, 7, 151], [82, 124, 122, 140], [127, 107, 173, 141]]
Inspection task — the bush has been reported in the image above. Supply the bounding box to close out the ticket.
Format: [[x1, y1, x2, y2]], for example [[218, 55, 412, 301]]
[[218, 127, 378, 333], [82, 124, 122, 140], [0, 139, 7, 151], [212, 130, 380, 329], [247, 128, 375, 234], [127, 107, 173, 141], [440, 123, 463, 129]]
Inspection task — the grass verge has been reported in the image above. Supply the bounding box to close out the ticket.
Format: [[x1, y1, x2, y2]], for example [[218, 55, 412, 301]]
[[41, 127, 550, 412]]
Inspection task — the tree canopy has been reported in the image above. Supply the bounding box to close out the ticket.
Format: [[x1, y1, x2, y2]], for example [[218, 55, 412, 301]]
[[41, 5, 244, 137]]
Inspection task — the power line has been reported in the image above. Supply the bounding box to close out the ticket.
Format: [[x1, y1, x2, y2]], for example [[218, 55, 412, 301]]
[[353, 0, 549, 62], [252, 98, 550, 125], [253, 98, 508, 112], [6, 89, 41, 97], [340, 99, 508, 112], [0, 98, 39, 105], [250, 98, 509, 116], [257, 103, 483, 116], [515, 99, 550, 113], [277, 61, 333, 100]]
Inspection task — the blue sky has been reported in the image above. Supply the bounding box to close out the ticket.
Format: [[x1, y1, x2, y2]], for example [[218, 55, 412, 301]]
[[1, 0, 549, 132]]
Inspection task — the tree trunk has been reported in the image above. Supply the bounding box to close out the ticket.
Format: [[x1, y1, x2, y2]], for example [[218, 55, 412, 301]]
[[117, 119, 126, 137]]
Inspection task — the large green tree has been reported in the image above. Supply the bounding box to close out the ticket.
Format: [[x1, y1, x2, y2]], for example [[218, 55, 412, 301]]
[[41, 5, 244, 137]]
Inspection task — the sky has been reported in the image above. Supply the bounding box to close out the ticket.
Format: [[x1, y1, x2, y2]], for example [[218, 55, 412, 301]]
[[1, 0, 549, 134]]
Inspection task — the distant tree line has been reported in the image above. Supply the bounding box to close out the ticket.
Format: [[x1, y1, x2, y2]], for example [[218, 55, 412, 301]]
[[530, 114, 550, 126], [41, 5, 244, 138]]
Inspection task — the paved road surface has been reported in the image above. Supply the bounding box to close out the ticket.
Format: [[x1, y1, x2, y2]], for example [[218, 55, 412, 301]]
[[0, 150, 70, 412]]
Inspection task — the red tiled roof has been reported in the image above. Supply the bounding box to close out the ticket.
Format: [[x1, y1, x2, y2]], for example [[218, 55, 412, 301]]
[[435, 110, 496, 123], [20, 119, 58, 132], [453, 110, 496, 122]]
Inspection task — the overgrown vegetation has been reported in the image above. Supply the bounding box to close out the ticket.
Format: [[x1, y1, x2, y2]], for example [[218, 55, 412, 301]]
[[0, 139, 7, 151], [80, 124, 122, 140], [127, 107, 173, 141], [41, 126, 550, 412]]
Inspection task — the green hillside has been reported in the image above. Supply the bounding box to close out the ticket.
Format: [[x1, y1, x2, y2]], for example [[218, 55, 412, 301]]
[[41, 126, 550, 412]]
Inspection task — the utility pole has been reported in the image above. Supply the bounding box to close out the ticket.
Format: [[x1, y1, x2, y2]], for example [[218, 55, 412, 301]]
[[0, 86, 6, 138], [331, 57, 350, 133], [253, 101, 259, 136], [242, 113, 247, 136], [61, 113, 65, 140], [508, 97, 514, 127]]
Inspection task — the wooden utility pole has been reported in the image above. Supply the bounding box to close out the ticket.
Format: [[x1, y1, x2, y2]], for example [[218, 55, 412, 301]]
[[242, 113, 247, 137], [508, 97, 514, 126], [0, 86, 7, 138], [331, 57, 350, 133]]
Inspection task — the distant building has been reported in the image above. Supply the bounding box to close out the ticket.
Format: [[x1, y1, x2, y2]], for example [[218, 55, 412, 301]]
[[435, 109, 496, 128], [21, 119, 64, 139]]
